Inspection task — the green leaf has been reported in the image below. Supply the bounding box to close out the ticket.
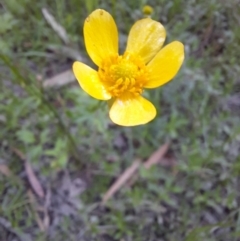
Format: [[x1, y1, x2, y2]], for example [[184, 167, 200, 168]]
[[16, 129, 35, 144], [0, 13, 17, 34]]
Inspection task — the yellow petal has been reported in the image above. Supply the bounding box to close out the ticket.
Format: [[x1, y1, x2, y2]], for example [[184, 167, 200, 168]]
[[145, 41, 184, 88], [72, 61, 111, 100], [126, 18, 166, 64], [109, 95, 156, 126], [84, 9, 118, 67]]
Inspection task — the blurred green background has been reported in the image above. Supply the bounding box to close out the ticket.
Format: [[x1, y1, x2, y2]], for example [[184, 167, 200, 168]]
[[0, 0, 240, 240]]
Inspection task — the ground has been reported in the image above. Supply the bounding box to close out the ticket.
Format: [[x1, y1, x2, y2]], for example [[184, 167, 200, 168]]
[[0, 0, 240, 240]]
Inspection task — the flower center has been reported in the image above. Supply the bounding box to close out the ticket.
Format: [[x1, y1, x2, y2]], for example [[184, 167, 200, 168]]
[[98, 52, 149, 98]]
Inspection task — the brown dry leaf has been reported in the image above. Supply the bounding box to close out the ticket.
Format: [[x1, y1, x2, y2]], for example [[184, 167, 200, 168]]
[[43, 188, 51, 230], [0, 164, 12, 177], [143, 142, 170, 169], [28, 190, 46, 232], [43, 210, 50, 231], [47, 45, 84, 61], [12, 147, 25, 160], [102, 159, 141, 204], [42, 8, 70, 44], [43, 69, 75, 88], [28, 189, 50, 232], [25, 162, 45, 199], [12, 148, 45, 199]]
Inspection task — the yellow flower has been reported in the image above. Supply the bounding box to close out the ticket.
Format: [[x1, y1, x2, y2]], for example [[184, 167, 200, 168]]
[[73, 9, 184, 126]]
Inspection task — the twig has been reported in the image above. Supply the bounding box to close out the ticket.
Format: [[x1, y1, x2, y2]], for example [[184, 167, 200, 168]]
[[27, 190, 46, 232], [102, 143, 171, 204], [102, 159, 141, 204], [12, 148, 45, 198], [143, 142, 170, 169], [43, 69, 75, 88], [42, 8, 69, 44]]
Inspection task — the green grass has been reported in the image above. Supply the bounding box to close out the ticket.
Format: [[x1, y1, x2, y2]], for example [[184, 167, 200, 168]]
[[1, 0, 240, 240]]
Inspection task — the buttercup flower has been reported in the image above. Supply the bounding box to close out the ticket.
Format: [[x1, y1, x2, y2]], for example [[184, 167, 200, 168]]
[[73, 9, 184, 126]]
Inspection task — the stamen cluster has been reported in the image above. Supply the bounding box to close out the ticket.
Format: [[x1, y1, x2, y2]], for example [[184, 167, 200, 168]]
[[98, 52, 149, 97]]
